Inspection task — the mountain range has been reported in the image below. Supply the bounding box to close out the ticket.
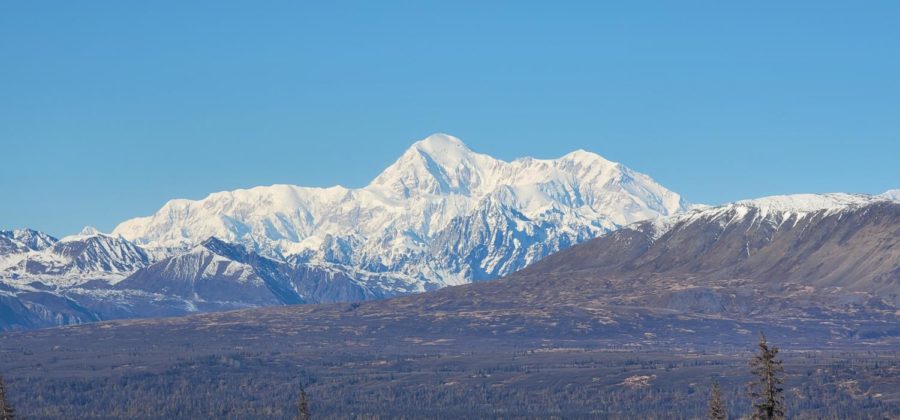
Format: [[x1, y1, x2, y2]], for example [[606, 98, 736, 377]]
[[0, 134, 690, 330], [1, 134, 899, 418], [2, 188, 898, 418], [1, 134, 897, 332]]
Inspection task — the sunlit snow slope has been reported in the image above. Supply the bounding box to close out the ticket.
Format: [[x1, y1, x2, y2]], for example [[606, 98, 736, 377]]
[[114, 133, 688, 289]]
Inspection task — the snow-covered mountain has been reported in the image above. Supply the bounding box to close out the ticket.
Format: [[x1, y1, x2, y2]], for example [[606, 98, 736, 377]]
[[2, 184, 897, 332], [882, 189, 900, 202], [113, 237, 393, 313], [0, 134, 694, 330], [0, 229, 57, 255], [644, 192, 890, 237], [2, 131, 895, 332], [113, 133, 688, 289], [0, 226, 153, 287], [116, 237, 300, 308]]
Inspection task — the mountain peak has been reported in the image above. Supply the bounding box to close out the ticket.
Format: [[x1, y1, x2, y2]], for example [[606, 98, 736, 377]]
[[0, 228, 58, 253], [406, 133, 477, 171], [413, 133, 469, 153], [367, 133, 488, 197], [79, 226, 102, 236], [60, 226, 109, 243], [198, 236, 250, 262], [559, 148, 615, 167]]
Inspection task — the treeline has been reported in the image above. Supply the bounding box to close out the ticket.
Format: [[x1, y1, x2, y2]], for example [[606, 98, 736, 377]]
[[1, 371, 894, 419]]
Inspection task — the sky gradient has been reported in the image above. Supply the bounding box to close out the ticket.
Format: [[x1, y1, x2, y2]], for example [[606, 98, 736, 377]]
[[2, 1, 898, 236]]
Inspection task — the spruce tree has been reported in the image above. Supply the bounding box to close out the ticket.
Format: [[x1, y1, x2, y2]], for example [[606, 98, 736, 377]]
[[296, 388, 310, 420], [0, 375, 14, 420], [748, 333, 785, 420], [707, 379, 726, 420]]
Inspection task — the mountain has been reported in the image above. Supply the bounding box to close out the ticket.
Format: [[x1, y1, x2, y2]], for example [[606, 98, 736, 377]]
[[112, 237, 390, 314], [113, 134, 688, 288], [0, 226, 153, 287], [0, 135, 688, 331], [0, 234, 410, 330], [4, 131, 891, 334], [0, 229, 57, 255], [2, 197, 897, 417], [11, 191, 891, 331], [516, 192, 900, 315], [0, 227, 157, 329], [115, 238, 296, 309]]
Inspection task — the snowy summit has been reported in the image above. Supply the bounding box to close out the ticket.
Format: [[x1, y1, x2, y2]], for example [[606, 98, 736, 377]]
[[112, 133, 689, 288]]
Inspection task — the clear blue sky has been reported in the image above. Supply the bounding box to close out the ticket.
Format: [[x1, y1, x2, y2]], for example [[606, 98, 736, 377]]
[[2, 1, 898, 237]]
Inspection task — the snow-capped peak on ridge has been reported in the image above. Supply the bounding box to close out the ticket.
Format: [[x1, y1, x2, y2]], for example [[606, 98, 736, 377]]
[[0, 229, 58, 253], [112, 133, 689, 287], [367, 133, 493, 198], [881, 189, 900, 202], [412, 132, 469, 153], [61, 225, 112, 243], [366, 133, 665, 207], [640, 192, 896, 241], [79, 226, 102, 236], [679, 192, 893, 224], [559, 148, 614, 165], [730, 192, 883, 213]]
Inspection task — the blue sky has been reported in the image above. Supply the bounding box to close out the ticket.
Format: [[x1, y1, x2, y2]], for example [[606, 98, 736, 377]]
[[2, 1, 898, 236]]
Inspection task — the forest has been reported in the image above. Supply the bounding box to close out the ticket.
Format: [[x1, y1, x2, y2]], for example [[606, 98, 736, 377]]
[[2, 334, 898, 418]]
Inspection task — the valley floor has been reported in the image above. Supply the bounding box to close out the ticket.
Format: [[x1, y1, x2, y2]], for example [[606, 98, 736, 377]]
[[1, 307, 898, 419]]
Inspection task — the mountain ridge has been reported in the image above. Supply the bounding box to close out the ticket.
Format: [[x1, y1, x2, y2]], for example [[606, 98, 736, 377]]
[[515, 193, 900, 314]]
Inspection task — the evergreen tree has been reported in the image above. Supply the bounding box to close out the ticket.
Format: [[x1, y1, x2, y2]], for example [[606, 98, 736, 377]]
[[296, 387, 310, 420], [748, 333, 785, 420], [0, 375, 14, 420], [707, 379, 726, 420]]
